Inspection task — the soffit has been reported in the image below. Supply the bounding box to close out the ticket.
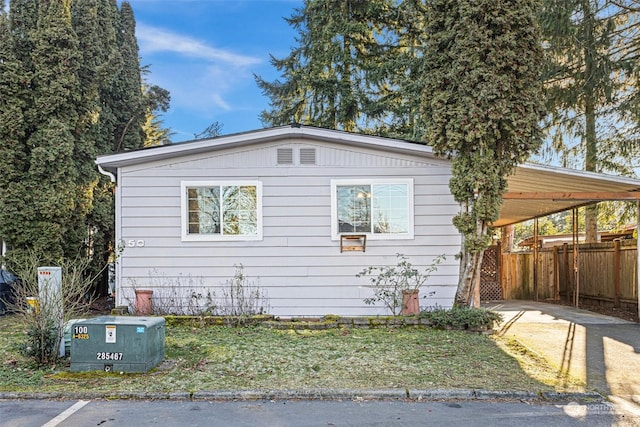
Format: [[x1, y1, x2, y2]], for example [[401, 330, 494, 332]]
[[497, 163, 640, 227]]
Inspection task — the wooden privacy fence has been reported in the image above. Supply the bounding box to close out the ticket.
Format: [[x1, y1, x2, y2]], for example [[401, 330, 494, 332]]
[[499, 240, 638, 312]]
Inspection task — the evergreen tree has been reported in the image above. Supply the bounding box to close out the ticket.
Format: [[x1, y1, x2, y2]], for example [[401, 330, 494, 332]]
[[0, 0, 29, 252], [112, 1, 146, 150], [8, 0, 38, 76], [256, 0, 394, 132], [71, 0, 120, 152], [0, 0, 27, 185], [0, 0, 166, 294], [540, 0, 640, 241], [71, 0, 123, 293], [92, 0, 123, 155], [15, 0, 83, 261], [8, 0, 38, 136], [374, 0, 430, 139], [142, 83, 172, 146], [422, 0, 545, 306]]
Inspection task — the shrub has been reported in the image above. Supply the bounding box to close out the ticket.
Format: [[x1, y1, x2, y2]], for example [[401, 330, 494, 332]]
[[6, 252, 102, 366], [357, 253, 444, 316], [128, 270, 214, 316], [420, 306, 503, 330], [126, 265, 269, 318], [22, 319, 59, 364], [217, 264, 269, 317]]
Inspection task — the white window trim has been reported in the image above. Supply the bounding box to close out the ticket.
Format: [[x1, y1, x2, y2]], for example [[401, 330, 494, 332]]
[[181, 180, 263, 242], [330, 178, 414, 241]]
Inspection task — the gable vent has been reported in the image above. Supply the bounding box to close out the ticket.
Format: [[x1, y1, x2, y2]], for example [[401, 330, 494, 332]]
[[277, 148, 294, 165], [299, 148, 316, 165]]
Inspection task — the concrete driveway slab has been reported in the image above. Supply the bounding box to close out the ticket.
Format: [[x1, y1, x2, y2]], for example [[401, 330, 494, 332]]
[[484, 300, 640, 420]]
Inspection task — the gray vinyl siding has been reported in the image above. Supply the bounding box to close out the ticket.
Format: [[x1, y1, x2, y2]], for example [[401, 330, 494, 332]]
[[115, 138, 461, 316]]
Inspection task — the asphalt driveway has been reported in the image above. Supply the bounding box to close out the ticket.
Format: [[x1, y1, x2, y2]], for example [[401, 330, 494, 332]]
[[484, 300, 640, 418]]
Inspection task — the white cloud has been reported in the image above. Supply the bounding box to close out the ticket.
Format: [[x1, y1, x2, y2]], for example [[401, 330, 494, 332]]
[[136, 23, 260, 67], [135, 23, 265, 136]]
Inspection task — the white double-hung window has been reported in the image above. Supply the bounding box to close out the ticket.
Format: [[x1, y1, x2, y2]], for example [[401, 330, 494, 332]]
[[331, 179, 414, 240], [181, 181, 262, 241]]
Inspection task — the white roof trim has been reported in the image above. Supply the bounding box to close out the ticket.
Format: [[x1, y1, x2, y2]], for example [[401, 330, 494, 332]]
[[517, 162, 640, 187], [95, 125, 436, 172]]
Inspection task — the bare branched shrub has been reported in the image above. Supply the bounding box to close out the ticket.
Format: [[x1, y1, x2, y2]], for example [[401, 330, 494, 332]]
[[124, 266, 268, 318], [217, 264, 269, 317], [6, 252, 103, 365], [127, 270, 215, 315]]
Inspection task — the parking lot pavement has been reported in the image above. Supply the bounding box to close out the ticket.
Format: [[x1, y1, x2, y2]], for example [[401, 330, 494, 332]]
[[0, 398, 629, 427]]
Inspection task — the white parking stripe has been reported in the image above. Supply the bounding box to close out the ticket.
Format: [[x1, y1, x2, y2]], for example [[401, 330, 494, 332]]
[[42, 400, 90, 427]]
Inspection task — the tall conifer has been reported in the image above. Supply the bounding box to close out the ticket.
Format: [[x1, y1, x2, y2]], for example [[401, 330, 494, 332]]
[[540, 0, 639, 241], [70, 0, 120, 291], [423, 0, 544, 305], [0, 0, 166, 292], [15, 0, 83, 260], [0, 0, 27, 185], [256, 0, 394, 133], [0, 0, 29, 252], [113, 1, 145, 150]]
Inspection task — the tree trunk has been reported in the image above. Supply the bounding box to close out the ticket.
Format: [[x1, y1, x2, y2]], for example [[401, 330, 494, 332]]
[[585, 204, 598, 243], [502, 225, 514, 252], [582, 0, 598, 243], [455, 249, 485, 307], [456, 218, 488, 307]]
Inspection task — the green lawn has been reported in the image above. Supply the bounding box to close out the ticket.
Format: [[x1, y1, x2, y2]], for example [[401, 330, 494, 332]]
[[0, 315, 584, 394]]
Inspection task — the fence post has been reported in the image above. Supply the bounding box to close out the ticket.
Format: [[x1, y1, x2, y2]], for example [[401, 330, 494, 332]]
[[553, 246, 559, 301], [563, 243, 569, 301]]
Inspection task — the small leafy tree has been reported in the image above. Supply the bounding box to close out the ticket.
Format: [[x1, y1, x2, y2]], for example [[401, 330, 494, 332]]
[[357, 254, 444, 316]]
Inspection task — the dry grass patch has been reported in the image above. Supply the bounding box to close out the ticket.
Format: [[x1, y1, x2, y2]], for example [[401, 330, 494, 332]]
[[0, 315, 571, 394], [492, 335, 585, 392]]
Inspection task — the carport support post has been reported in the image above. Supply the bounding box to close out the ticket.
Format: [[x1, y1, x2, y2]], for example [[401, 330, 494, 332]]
[[534, 218, 539, 301], [614, 240, 621, 307]]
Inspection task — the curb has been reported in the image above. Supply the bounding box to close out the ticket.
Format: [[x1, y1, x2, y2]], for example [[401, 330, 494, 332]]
[[0, 388, 605, 403]]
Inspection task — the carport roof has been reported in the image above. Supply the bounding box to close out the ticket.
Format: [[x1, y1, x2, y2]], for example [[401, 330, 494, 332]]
[[499, 163, 640, 227]]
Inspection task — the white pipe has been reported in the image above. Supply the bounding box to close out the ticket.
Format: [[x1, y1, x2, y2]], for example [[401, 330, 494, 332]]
[[97, 164, 116, 183]]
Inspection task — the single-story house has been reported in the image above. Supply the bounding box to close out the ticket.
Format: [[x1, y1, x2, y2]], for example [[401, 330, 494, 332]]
[[96, 125, 640, 316]]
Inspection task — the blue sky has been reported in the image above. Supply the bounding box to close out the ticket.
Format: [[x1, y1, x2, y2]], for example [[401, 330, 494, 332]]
[[126, 0, 302, 141]]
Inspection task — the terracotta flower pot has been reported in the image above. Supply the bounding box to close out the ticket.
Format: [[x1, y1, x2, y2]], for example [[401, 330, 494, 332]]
[[134, 289, 154, 315], [402, 289, 419, 315]]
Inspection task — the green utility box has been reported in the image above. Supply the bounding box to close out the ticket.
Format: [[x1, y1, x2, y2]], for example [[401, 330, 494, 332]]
[[70, 316, 165, 373]]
